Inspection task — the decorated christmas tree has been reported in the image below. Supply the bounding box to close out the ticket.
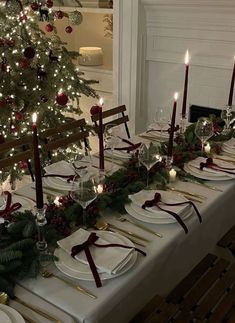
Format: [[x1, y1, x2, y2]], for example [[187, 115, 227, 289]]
[[0, 0, 97, 181]]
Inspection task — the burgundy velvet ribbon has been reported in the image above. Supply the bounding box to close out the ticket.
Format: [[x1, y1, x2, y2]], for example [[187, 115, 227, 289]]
[[200, 158, 235, 175], [105, 142, 141, 153], [71, 232, 146, 288], [0, 191, 22, 218], [142, 192, 202, 234], [43, 174, 76, 183]]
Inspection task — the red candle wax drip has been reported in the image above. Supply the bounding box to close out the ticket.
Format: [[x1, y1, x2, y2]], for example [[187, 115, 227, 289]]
[[32, 121, 44, 209]]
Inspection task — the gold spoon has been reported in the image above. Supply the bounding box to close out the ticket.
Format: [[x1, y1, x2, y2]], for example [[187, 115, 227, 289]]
[[95, 218, 147, 247], [0, 292, 37, 323]]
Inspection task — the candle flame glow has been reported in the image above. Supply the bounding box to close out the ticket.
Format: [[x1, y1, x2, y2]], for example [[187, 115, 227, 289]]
[[32, 112, 37, 124], [174, 92, 179, 101], [99, 98, 104, 106], [185, 50, 189, 65]]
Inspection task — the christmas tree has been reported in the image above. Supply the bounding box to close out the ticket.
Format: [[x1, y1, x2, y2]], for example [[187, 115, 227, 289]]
[[0, 0, 97, 182]]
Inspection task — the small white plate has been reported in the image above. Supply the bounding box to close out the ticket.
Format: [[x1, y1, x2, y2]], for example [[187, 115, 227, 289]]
[[0, 304, 25, 323], [184, 164, 231, 181], [54, 231, 137, 281], [0, 195, 35, 212]]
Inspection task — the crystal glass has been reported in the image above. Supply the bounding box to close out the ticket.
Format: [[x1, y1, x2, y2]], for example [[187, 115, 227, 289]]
[[138, 142, 162, 187], [70, 175, 98, 228], [35, 206, 47, 252], [221, 106, 235, 134], [72, 148, 91, 177], [103, 124, 120, 172], [194, 118, 214, 152], [150, 108, 170, 140]]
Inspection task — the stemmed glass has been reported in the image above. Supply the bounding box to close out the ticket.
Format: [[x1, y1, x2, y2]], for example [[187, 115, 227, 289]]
[[194, 118, 214, 152], [138, 142, 162, 187], [103, 124, 119, 172], [221, 107, 235, 134], [70, 175, 98, 228], [153, 108, 169, 140]]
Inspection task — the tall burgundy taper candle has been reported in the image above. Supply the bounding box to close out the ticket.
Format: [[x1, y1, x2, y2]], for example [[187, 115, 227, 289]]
[[228, 56, 235, 106], [167, 93, 178, 157], [32, 113, 44, 209], [98, 98, 104, 171], [182, 50, 189, 118]]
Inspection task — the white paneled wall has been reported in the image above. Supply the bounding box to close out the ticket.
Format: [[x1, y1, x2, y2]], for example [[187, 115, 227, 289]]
[[117, 0, 235, 132]]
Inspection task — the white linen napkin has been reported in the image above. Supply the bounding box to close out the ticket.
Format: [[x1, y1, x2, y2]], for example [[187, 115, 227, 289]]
[[57, 229, 134, 275], [129, 190, 190, 217], [189, 157, 235, 178], [44, 160, 75, 180], [223, 138, 235, 150]]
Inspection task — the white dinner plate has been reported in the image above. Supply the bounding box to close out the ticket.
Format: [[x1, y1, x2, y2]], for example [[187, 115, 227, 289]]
[[0, 195, 35, 212], [0, 309, 11, 323], [125, 203, 193, 224], [0, 304, 25, 323], [184, 164, 231, 181], [54, 231, 137, 281], [105, 149, 131, 160], [129, 190, 190, 219], [42, 176, 73, 191]]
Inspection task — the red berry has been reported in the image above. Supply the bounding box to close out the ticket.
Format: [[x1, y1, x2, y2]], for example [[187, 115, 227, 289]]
[[18, 57, 30, 69], [31, 2, 39, 10], [45, 24, 53, 32], [15, 111, 23, 121], [65, 26, 73, 33], [55, 10, 64, 19], [46, 0, 53, 8]]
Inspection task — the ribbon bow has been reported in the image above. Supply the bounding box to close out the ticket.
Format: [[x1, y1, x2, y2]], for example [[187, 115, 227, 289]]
[[146, 124, 179, 134], [71, 232, 146, 288], [200, 158, 235, 175], [0, 191, 22, 219], [142, 192, 202, 234]]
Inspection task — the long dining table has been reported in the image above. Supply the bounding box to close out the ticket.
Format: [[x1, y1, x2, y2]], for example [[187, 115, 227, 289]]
[[11, 138, 235, 323]]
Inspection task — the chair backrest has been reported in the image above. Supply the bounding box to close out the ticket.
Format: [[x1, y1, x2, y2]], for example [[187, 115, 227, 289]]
[[0, 136, 33, 170], [91, 105, 130, 138], [41, 118, 89, 154], [189, 105, 222, 122]]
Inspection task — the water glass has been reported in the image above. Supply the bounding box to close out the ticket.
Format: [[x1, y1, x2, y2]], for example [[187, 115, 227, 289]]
[[194, 118, 214, 152]]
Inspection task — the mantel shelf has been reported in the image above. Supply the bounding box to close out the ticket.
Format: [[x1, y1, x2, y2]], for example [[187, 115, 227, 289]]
[[53, 6, 113, 14]]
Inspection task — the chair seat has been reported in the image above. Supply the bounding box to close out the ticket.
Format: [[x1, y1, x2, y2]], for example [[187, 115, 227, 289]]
[[130, 253, 235, 323]]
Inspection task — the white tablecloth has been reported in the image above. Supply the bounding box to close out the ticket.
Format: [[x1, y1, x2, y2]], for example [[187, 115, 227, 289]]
[[16, 177, 235, 323]]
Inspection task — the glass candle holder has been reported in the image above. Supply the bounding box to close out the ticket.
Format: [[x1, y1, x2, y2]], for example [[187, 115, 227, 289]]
[[35, 206, 47, 252]]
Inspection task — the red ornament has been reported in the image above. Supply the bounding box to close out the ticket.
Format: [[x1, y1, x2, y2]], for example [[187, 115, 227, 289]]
[[15, 112, 23, 121], [46, 0, 53, 8], [31, 2, 39, 11], [18, 160, 28, 170], [65, 26, 73, 33], [90, 105, 101, 115], [19, 13, 27, 22], [18, 57, 30, 69], [55, 10, 64, 19], [56, 92, 68, 106], [45, 24, 54, 32], [0, 99, 5, 108], [24, 47, 35, 59]]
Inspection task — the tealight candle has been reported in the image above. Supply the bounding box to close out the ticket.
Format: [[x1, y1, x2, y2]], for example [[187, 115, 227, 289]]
[[205, 143, 211, 154], [54, 196, 61, 206], [97, 184, 104, 194], [169, 168, 177, 182]]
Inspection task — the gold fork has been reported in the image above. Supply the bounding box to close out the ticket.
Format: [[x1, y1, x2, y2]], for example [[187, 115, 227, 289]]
[[40, 269, 97, 299]]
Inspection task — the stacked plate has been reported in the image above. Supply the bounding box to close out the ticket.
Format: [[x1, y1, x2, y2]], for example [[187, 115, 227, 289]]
[[54, 229, 137, 281], [222, 138, 235, 157], [184, 157, 235, 181], [105, 149, 131, 160], [0, 195, 35, 221], [125, 190, 193, 224], [0, 304, 25, 323], [143, 124, 169, 141]]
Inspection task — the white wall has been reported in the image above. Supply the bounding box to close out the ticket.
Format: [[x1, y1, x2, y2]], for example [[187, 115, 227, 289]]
[[117, 0, 235, 133]]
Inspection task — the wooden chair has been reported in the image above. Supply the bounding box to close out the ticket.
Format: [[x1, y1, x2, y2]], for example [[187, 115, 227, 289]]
[[40, 118, 90, 160], [91, 104, 131, 138], [217, 225, 235, 257], [0, 136, 34, 180], [131, 253, 235, 323]]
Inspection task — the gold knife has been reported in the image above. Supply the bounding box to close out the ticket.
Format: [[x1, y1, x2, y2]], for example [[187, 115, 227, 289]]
[[107, 223, 150, 242], [168, 187, 206, 199]]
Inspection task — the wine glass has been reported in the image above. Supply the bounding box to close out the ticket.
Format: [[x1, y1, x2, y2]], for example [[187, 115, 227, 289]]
[[194, 118, 214, 152], [70, 175, 98, 228], [221, 107, 235, 134], [138, 142, 162, 187], [103, 124, 119, 172], [152, 108, 170, 140]]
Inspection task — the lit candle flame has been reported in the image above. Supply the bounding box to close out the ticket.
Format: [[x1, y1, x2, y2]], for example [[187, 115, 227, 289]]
[[174, 92, 179, 101], [99, 98, 104, 106], [54, 196, 61, 206], [32, 112, 37, 124], [185, 49, 189, 65], [97, 184, 103, 194]]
